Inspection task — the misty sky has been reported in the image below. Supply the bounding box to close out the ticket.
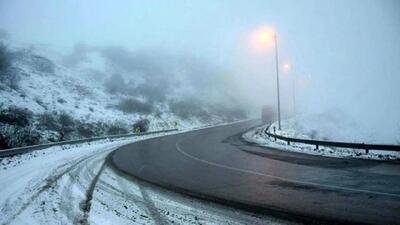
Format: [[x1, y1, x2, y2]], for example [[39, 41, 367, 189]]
[[1, 0, 400, 140]]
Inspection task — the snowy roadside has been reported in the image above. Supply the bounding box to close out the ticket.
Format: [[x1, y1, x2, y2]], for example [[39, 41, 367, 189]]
[[243, 123, 400, 161], [0, 122, 293, 225], [0, 132, 169, 225]]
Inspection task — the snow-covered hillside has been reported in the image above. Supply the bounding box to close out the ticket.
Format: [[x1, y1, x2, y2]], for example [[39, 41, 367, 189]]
[[1, 48, 209, 127], [0, 45, 247, 149]]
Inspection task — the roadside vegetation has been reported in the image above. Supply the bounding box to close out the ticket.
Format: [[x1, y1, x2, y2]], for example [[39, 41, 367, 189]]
[[0, 106, 152, 150]]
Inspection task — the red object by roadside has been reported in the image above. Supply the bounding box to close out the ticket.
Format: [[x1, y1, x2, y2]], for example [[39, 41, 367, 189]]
[[261, 106, 274, 124]]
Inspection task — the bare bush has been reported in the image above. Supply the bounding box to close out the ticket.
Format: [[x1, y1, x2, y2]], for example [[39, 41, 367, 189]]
[[0, 107, 33, 127], [107, 123, 128, 135], [38, 112, 59, 131], [132, 119, 150, 133], [58, 112, 75, 141], [0, 133, 9, 149], [76, 122, 95, 138], [0, 125, 41, 149]]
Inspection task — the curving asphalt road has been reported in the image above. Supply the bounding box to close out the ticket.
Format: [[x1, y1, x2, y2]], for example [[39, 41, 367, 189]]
[[110, 120, 400, 225]]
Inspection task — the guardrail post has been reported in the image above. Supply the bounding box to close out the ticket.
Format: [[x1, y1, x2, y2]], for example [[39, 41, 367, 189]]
[[316, 144, 319, 150], [287, 141, 290, 145], [365, 148, 369, 154]]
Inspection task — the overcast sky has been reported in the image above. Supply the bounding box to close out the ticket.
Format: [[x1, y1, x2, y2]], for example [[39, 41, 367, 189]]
[[1, 0, 400, 141]]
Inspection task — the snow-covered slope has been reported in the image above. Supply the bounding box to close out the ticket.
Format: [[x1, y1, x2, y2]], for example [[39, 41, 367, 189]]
[[0, 46, 247, 149], [0, 49, 204, 129]]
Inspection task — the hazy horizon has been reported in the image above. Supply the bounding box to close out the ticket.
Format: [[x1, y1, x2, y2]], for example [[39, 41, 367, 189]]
[[1, 0, 400, 142]]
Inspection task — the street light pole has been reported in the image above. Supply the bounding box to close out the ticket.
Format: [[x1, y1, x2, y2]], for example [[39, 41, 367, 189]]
[[273, 33, 281, 130], [292, 74, 296, 116]]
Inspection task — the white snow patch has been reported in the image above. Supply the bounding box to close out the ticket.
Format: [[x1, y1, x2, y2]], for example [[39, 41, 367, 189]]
[[243, 121, 400, 161]]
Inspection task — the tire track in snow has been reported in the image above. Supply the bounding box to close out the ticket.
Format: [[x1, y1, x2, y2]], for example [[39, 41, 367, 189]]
[[57, 149, 116, 224], [138, 181, 170, 225], [79, 161, 106, 225], [0, 153, 99, 225], [114, 167, 169, 225]]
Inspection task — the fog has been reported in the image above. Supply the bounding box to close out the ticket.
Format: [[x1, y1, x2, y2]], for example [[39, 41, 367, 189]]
[[1, 0, 400, 142]]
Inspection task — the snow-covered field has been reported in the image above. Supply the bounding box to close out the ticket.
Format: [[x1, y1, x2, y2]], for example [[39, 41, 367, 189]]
[[0, 129, 293, 225], [243, 118, 400, 160]]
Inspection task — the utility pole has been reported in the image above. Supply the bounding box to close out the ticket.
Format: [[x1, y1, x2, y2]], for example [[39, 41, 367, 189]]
[[292, 73, 296, 116], [274, 33, 281, 130]]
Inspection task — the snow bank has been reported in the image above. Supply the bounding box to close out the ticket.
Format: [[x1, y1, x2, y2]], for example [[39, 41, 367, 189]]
[[243, 120, 400, 160]]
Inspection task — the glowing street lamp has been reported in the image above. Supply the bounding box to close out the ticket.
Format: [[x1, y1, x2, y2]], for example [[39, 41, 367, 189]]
[[283, 63, 291, 71], [250, 27, 275, 52], [251, 26, 282, 129]]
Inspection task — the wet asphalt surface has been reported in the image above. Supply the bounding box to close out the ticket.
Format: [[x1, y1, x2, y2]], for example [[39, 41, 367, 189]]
[[111, 121, 400, 225]]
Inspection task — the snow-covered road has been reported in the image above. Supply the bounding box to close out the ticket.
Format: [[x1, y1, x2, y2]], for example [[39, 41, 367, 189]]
[[0, 133, 291, 225]]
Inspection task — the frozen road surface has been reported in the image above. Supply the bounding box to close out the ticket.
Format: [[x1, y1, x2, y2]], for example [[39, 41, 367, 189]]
[[0, 131, 292, 225]]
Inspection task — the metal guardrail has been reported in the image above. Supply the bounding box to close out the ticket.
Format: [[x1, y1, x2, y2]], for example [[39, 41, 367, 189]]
[[0, 129, 178, 158], [264, 127, 400, 153]]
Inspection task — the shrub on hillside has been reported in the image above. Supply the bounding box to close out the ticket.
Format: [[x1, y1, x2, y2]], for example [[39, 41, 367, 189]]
[[39, 112, 59, 131], [57, 98, 67, 104], [0, 43, 10, 72], [15, 126, 41, 146], [132, 119, 150, 133], [39, 112, 81, 141], [92, 122, 109, 136], [0, 133, 9, 149], [58, 112, 76, 141], [76, 122, 95, 138], [0, 125, 41, 149], [107, 123, 128, 135], [0, 107, 33, 127]]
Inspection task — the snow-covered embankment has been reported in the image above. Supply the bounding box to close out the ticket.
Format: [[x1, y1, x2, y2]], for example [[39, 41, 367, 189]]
[[243, 118, 400, 160]]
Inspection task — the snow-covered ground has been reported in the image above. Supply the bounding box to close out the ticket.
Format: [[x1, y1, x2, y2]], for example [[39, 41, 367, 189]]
[[0, 129, 294, 225], [0, 46, 249, 149], [0, 48, 209, 131], [243, 118, 400, 160]]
